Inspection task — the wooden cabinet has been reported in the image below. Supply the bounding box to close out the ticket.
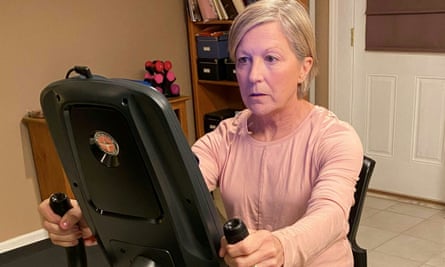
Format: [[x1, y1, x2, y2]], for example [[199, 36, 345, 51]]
[[168, 96, 191, 138], [186, 0, 308, 138], [23, 115, 75, 200], [23, 96, 190, 201]]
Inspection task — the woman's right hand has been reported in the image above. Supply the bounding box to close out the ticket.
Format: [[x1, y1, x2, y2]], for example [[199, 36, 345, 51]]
[[38, 198, 96, 247]]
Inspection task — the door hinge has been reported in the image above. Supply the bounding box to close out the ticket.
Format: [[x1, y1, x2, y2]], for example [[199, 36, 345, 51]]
[[350, 28, 354, 47]]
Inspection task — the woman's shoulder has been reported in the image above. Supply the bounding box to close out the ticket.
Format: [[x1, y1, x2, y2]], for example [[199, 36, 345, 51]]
[[309, 105, 355, 132], [307, 106, 363, 168], [307, 106, 362, 148], [193, 109, 249, 147], [215, 109, 250, 135]]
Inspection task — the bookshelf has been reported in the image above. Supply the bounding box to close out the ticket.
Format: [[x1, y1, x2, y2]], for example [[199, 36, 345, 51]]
[[186, 0, 309, 138]]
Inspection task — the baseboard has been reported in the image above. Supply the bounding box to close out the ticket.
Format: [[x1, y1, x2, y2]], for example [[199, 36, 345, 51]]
[[368, 189, 445, 208], [0, 229, 48, 254]]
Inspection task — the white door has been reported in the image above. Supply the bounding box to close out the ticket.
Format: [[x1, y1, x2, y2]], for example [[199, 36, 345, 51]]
[[330, 0, 445, 202]]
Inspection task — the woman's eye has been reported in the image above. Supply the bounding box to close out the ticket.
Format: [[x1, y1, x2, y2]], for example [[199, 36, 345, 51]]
[[237, 57, 249, 64], [265, 55, 278, 62]]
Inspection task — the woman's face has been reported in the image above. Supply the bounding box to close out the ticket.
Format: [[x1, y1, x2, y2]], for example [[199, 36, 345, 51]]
[[235, 21, 312, 117]]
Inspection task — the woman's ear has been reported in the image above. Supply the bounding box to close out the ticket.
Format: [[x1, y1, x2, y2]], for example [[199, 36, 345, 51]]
[[298, 57, 313, 83]]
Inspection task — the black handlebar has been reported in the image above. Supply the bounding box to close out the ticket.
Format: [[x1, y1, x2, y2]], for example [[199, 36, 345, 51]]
[[223, 218, 249, 244], [49, 192, 88, 267]]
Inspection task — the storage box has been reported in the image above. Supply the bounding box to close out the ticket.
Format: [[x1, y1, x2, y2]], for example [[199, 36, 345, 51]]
[[204, 109, 240, 133], [196, 34, 229, 59], [224, 58, 236, 81], [197, 58, 226, 81]]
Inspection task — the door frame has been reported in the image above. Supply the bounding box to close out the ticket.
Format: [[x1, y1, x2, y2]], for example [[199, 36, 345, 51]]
[[328, 0, 354, 123]]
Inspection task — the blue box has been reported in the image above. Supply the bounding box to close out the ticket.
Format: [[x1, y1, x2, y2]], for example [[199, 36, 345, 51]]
[[196, 34, 229, 59]]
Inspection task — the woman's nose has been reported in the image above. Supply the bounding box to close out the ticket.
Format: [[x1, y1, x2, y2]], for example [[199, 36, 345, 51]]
[[248, 59, 264, 83]]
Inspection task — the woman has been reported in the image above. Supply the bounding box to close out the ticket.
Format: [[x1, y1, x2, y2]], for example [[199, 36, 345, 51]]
[[193, 0, 362, 266], [39, 0, 363, 266]]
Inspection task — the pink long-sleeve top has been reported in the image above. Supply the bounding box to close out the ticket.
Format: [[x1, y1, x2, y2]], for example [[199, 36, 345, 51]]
[[192, 106, 363, 266]]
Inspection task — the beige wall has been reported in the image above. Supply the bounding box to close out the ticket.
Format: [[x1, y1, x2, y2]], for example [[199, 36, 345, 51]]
[[0, 0, 193, 241]]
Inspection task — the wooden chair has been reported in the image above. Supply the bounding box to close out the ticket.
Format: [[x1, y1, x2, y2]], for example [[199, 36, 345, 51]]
[[348, 156, 376, 267]]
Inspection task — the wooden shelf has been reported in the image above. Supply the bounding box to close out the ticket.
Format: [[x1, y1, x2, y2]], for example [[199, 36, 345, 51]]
[[187, 18, 240, 138], [194, 20, 233, 25], [198, 80, 238, 87]]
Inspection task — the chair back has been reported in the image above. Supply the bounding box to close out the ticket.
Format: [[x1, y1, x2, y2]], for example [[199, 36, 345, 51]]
[[348, 156, 376, 267]]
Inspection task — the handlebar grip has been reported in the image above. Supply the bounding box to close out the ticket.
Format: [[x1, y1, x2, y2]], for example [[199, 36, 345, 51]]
[[223, 218, 249, 244], [49, 192, 88, 267]]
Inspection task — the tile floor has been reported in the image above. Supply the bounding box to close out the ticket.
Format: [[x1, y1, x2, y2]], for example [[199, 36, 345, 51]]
[[357, 192, 445, 267]]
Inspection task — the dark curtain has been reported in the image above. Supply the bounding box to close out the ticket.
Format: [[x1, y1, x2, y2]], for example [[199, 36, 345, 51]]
[[366, 0, 445, 52]]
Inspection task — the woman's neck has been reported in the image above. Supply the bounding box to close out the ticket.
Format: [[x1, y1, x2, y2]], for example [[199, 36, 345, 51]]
[[248, 99, 313, 142]]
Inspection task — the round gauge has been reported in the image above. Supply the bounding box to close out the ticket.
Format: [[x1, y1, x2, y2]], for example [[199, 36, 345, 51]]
[[90, 131, 120, 167], [93, 131, 119, 156]]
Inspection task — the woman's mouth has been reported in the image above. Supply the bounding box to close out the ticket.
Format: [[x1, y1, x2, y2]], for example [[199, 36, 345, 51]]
[[250, 93, 265, 97]]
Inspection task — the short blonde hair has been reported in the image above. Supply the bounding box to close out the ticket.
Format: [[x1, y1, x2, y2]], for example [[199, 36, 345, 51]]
[[228, 0, 318, 98]]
